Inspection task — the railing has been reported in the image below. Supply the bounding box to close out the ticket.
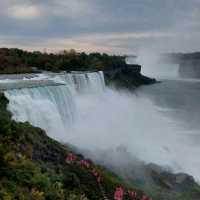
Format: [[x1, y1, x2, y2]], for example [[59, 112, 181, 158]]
[[0, 80, 65, 91]]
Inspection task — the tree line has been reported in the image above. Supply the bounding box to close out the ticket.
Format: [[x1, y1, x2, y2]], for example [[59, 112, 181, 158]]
[[0, 48, 128, 74]]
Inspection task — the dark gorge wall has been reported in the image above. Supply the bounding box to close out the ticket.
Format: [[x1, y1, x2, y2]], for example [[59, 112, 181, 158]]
[[179, 59, 200, 78]]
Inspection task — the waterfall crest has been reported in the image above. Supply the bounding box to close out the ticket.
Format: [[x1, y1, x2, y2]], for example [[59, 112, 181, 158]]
[[4, 71, 105, 141], [58, 71, 105, 93]]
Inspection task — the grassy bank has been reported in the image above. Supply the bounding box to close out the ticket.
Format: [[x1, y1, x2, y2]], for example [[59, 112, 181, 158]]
[[1, 92, 200, 200], [0, 93, 146, 200]]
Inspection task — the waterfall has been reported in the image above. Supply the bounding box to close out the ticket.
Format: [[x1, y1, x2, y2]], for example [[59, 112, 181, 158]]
[[56, 71, 105, 94], [4, 70, 200, 182], [126, 55, 180, 79], [4, 71, 105, 141]]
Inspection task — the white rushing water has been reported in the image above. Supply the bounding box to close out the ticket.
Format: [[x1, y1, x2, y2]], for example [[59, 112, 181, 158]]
[[3, 70, 200, 182], [4, 71, 105, 140], [126, 54, 180, 79]]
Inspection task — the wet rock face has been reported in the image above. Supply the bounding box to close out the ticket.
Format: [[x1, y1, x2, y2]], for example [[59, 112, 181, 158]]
[[146, 163, 196, 192], [89, 146, 198, 196], [175, 173, 194, 184], [104, 65, 156, 89]]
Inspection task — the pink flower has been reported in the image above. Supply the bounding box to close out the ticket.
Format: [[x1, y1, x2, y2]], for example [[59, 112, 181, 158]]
[[65, 153, 77, 163], [141, 195, 152, 200], [91, 168, 99, 177], [80, 160, 91, 168], [114, 187, 124, 200], [128, 190, 137, 199], [97, 176, 101, 183]]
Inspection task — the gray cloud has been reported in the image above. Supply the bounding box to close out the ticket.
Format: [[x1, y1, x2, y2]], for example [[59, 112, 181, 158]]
[[0, 0, 199, 54]]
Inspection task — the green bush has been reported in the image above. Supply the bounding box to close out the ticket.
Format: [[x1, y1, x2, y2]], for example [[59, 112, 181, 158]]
[[0, 111, 12, 135]]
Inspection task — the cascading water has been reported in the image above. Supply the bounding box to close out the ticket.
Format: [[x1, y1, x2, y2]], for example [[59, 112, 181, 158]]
[[5, 85, 75, 140], [57, 71, 105, 94], [3, 70, 200, 183], [126, 54, 180, 79], [4, 71, 105, 141]]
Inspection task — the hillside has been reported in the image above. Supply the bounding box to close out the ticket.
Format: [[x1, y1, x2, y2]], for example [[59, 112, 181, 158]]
[[1, 92, 200, 200], [0, 93, 149, 200]]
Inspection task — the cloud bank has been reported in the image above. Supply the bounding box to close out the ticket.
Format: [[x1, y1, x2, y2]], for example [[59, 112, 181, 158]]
[[0, 0, 200, 54]]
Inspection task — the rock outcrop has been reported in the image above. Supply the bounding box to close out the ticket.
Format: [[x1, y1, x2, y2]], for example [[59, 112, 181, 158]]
[[104, 64, 156, 89], [146, 163, 196, 192]]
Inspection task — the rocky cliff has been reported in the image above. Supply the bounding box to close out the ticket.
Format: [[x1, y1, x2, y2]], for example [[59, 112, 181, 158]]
[[104, 64, 156, 89]]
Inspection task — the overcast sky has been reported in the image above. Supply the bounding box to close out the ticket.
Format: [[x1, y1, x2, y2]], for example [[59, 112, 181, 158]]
[[0, 0, 200, 54]]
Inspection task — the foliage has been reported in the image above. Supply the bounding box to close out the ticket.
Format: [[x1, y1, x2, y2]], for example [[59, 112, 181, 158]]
[[0, 48, 127, 74], [0, 93, 199, 199]]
